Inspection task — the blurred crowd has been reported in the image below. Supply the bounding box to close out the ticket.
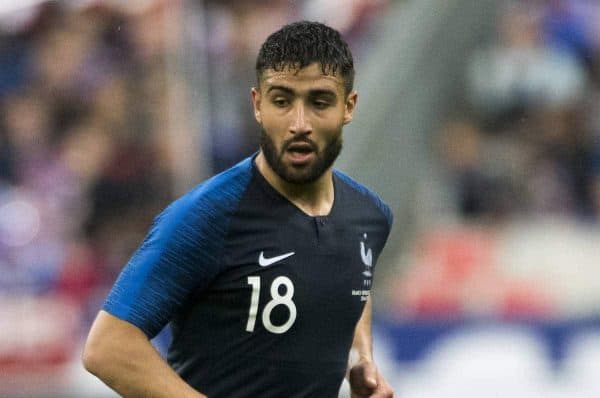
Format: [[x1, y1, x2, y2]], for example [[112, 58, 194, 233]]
[[440, 0, 600, 222], [0, 2, 178, 313], [392, 0, 600, 322]]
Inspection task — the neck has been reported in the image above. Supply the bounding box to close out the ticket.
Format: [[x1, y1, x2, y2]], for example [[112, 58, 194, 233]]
[[255, 151, 334, 216]]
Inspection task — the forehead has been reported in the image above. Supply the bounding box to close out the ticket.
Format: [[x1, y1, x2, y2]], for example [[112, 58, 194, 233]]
[[260, 63, 345, 93]]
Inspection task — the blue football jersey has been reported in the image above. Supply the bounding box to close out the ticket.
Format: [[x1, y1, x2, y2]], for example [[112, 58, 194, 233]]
[[103, 154, 393, 397]]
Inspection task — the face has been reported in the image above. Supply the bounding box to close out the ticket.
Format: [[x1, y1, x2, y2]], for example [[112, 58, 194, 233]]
[[252, 63, 357, 184]]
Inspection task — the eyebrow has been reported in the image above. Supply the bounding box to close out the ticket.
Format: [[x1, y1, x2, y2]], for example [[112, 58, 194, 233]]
[[267, 85, 295, 95], [266, 85, 338, 98]]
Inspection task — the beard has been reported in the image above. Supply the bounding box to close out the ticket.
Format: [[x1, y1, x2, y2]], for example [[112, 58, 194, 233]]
[[259, 127, 343, 184]]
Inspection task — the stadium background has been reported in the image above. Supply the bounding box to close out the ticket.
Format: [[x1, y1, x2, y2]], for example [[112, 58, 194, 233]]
[[1, 0, 600, 397]]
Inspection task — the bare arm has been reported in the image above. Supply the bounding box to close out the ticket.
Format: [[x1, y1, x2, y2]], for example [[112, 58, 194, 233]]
[[348, 296, 393, 397], [82, 310, 206, 398], [350, 296, 374, 365]]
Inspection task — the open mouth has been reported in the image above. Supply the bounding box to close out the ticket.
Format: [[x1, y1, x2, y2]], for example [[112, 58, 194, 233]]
[[285, 142, 316, 164], [287, 143, 313, 153]]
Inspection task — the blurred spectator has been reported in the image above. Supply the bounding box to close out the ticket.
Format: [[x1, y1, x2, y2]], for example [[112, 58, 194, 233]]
[[1, 89, 53, 185], [437, 118, 528, 221], [541, 0, 600, 71], [467, 1, 587, 124], [442, 0, 600, 222]]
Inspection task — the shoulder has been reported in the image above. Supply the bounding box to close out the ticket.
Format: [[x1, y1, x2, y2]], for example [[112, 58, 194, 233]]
[[333, 169, 393, 228], [185, 156, 254, 205], [170, 157, 254, 217], [153, 156, 255, 239]]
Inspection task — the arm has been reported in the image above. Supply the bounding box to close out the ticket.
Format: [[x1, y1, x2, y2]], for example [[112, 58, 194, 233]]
[[351, 295, 374, 365], [347, 296, 394, 398], [82, 310, 206, 398]]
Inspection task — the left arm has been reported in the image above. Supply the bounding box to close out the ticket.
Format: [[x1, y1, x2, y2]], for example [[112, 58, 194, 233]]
[[347, 296, 394, 398], [350, 295, 374, 365]]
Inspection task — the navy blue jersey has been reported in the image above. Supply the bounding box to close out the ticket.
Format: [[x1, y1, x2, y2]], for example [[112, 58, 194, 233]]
[[103, 155, 393, 397]]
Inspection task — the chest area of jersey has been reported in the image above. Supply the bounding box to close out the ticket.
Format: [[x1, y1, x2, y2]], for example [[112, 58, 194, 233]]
[[217, 216, 376, 331], [226, 214, 373, 282]]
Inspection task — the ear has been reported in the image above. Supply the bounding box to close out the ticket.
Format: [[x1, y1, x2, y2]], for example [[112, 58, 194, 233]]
[[343, 91, 358, 125], [251, 87, 262, 124]]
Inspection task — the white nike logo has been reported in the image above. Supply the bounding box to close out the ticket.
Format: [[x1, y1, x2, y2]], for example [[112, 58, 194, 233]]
[[258, 251, 295, 267]]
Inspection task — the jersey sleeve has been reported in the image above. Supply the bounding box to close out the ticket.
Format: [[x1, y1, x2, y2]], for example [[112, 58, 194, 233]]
[[102, 162, 253, 338], [381, 201, 394, 242]]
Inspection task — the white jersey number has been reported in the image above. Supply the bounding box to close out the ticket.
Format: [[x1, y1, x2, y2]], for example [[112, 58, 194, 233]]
[[246, 276, 297, 334]]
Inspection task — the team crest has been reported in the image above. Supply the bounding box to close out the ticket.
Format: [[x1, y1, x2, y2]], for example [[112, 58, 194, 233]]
[[360, 233, 373, 277]]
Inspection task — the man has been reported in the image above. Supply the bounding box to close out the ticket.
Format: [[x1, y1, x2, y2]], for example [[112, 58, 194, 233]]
[[83, 21, 394, 397]]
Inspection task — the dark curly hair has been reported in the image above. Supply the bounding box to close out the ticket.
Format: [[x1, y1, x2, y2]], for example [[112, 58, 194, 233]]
[[256, 21, 355, 95]]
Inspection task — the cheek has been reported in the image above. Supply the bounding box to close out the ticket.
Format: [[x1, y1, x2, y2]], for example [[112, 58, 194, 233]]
[[318, 106, 346, 127], [260, 118, 289, 150], [260, 112, 290, 134], [314, 116, 345, 138], [261, 125, 286, 148]]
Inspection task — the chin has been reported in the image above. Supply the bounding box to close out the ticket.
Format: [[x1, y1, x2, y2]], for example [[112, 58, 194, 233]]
[[280, 167, 322, 185]]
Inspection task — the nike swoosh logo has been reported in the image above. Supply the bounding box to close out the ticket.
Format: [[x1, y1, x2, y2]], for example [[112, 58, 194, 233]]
[[258, 251, 295, 267]]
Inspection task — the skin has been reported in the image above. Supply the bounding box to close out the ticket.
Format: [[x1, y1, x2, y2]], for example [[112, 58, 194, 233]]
[[252, 63, 356, 216], [253, 63, 393, 397], [83, 310, 207, 398], [349, 297, 394, 397]]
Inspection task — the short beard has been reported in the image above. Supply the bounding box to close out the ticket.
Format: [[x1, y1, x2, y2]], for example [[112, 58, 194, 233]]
[[259, 127, 342, 184]]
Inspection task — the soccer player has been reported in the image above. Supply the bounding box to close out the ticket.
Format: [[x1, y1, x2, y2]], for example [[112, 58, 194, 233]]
[[83, 21, 394, 398]]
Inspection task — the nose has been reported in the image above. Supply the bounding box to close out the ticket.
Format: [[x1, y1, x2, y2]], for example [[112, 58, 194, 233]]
[[289, 103, 311, 135]]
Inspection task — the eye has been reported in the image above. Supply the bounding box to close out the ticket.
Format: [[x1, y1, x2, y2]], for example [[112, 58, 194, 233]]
[[313, 100, 330, 109], [272, 98, 289, 107]]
